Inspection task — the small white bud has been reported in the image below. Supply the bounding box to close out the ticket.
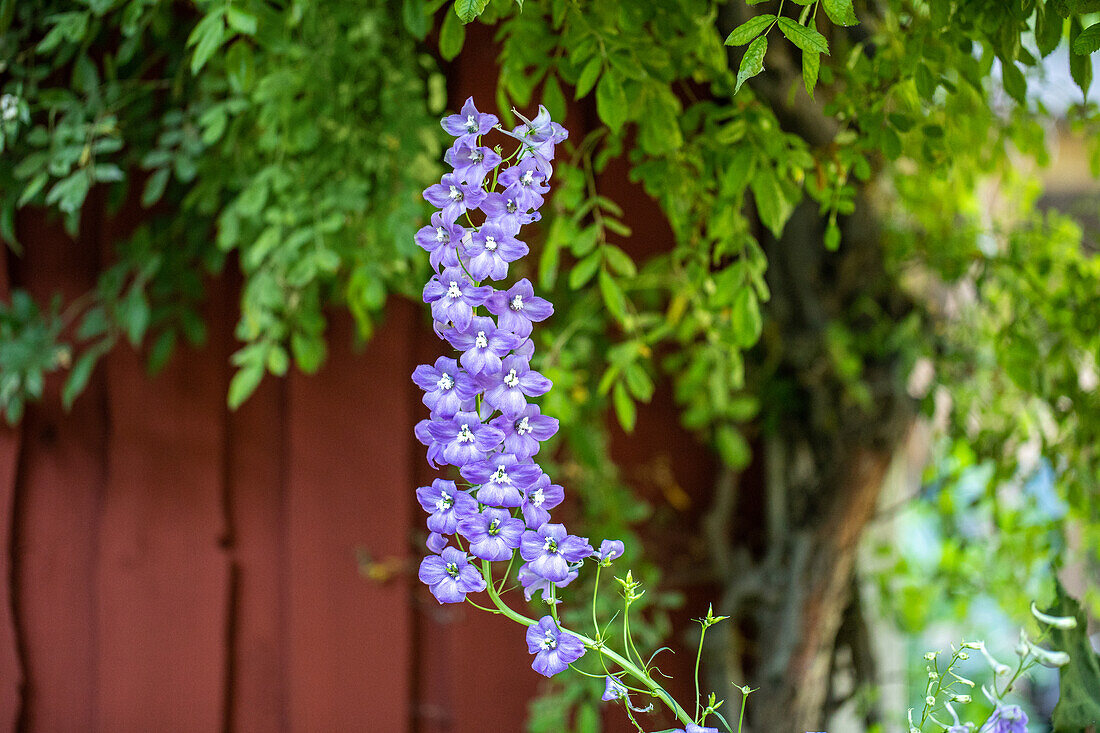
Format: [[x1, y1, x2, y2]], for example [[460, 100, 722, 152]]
[[1031, 601, 1078, 630], [926, 695, 936, 706], [952, 694, 972, 703], [924, 651, 937, 661], [957, 651, 969, 660], [962, 641, 983, 650]]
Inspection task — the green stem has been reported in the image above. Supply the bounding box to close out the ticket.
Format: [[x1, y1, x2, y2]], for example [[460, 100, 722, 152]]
[[479, 561, 694, 726], [694, 623, 709, 721]]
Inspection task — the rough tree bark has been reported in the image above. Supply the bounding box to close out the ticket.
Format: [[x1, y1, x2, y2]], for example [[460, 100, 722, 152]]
[[704, 196, 915, 731]]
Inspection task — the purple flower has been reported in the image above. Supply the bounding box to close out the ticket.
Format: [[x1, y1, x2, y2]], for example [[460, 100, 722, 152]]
[[480, 191, 538, 235], [520, 523, 593, 582], [478, 354, 552, 419], [602, 676, 628, 701], [498, 157, 550, 210], [426, 532, 448, 552], [441, 96, 498, 140], [416, 479, 477, 535], [520, 474, 564, 528], [463, 221, 529, 282], [490, 403, 559, 459], [460, 453, 543, 508], [518, 561, 578, 602], [526, 616, 585, 677], [673, 726, 718, 733], [443, 316, 522, 375], [423, 172, 486, 225], [458, 507, 525, 561], [414, 213, 465, 272], [980, 705, 1028, 733], [423, 267, 492, 331], [411, 357, 479, 418], [485, 279, 554, 338], [594, 539, 625, 565], [445, 139, 502, 186], [426, 410, 504, 467], [414, 418, 445, 468], [418, 547, 487, 603]]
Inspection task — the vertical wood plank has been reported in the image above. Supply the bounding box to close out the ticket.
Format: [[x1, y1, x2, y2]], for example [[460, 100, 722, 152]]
[[8, 210, 104, 731], [96, 283, 232, 732], [226, 374, 288, 732], [0, 244, 25, 732], [286, 304, 415, 731]]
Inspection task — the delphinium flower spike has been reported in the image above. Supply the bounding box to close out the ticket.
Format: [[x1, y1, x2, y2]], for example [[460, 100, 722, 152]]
[[410, 97, 713, 731]]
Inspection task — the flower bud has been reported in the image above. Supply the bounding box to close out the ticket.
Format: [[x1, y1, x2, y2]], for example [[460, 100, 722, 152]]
[[952, 694, 972, 703], [1031, 601, 1078, 630]]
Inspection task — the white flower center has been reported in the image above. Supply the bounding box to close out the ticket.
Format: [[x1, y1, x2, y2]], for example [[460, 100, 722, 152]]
[[487, 517, 501, 535], [520, 170, 534, 186], [435, 490, 454, 512], [446, 561, 460, 578], [510, 294, 524, 311], [540, 629, 557, 650], [530, 487, 545, 507], [474, 331, 488, 349], [484, 236, 497, 251], [446, 281, 463, 299], [505, 198, 517, 213], [542, 537, 559, 554], [448, 185, 463, 201], [503, 369, 519, 388], [435, 226, 448, 243], [465, 114, 477, 132], [516, 416, 532, 435], [437, 373, 455, 391], [471, 149, 484, 163], [457, 424, 475, 443], [491, 465, 511, 484]]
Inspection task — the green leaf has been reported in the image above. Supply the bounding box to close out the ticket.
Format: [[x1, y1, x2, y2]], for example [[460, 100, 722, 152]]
[[439, 10, 465, 61], [226, 6, 257, 35], [142, 168, 170, 208], [802, 50, 820, 97], [598, 269, 629, 323], [749, 165, 792, 238], [1044, 581, 1100, 731], [569, 251, 601, 289], [724, 14, 775, 46], [735, 36, 768, 93], [291, 332, 327, 374], [62, 350, 98, 410], [596, 72, 628, 133], [147, 330, 176, 374], [402, 0, 429, 39], [1070, 17, 1094, 98], [777, 17, 829, 54], [574, 57, 602, 99], [730, 287, 762, 348], [187, 10, 226, 75], [612, 381, 636, 432], [542, 74, 566, 122], [715, 426, 751, 469], [822, 0, 858, 26], [1072, 21, 1100, 54], [454, 0, 489, 23], [824, 220, 841, 250], [1036, 4, 1064, 56], [1001, 60, 1027, 103], [228, 362, 264, 410], [603, 245, 636, 277]]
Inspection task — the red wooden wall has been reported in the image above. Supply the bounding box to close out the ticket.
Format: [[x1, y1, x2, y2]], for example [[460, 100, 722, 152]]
[[0, 23, 723, 732]]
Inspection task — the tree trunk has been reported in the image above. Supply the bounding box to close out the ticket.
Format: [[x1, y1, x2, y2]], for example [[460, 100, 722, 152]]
[[704, 191, 916, 730]]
